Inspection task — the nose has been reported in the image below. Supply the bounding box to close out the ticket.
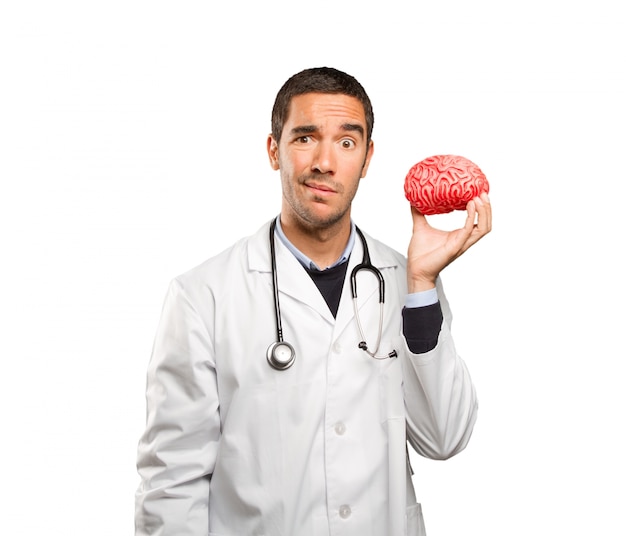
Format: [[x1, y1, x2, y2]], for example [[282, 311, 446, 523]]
[[311, 141, 336, 175]]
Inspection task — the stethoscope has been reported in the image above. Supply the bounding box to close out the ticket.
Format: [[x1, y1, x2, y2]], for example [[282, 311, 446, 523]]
[[267, 218, 398, 370]]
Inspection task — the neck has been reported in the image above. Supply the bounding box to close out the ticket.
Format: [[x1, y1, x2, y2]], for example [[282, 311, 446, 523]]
[[279, 214, 352, 270]]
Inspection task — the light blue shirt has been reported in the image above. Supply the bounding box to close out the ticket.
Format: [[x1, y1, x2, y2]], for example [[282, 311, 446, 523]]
[[274, 218, 438, 308]]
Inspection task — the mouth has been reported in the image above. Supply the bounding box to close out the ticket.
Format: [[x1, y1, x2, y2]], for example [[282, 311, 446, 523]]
[[304, 180, 337, 195]]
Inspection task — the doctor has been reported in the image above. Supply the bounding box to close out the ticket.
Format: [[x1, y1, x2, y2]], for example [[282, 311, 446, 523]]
[[135, 67, 491, 536]]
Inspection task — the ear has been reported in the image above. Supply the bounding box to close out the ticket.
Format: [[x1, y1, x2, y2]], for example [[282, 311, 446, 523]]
[[360, 140, 375, 178], [267, 135, 280, 170]]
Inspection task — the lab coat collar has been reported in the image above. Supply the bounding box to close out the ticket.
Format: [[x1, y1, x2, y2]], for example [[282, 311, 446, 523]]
[[247, 219, 400, 329], [274, 217, 356, 271]]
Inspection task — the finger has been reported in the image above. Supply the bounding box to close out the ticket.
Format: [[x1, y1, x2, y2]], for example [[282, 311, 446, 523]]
[[457, 196, 491, 255], [473, 193, 492, 236], [462, 199, 478, 237], [480, 192, 492, 232], [410, 205, 429, 232], [442, 201, 477, 257], [453, 199, 485, 255]]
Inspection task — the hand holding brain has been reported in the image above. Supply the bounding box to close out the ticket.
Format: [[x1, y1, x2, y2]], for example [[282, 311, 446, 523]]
[[404, 155, 489, 215]]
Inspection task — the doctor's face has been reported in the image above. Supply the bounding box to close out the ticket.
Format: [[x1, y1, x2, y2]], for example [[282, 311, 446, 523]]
[[267, 92, 374, 231]]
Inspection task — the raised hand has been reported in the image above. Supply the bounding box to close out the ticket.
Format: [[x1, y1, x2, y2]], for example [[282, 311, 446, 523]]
[[407, 192, 492, 293]]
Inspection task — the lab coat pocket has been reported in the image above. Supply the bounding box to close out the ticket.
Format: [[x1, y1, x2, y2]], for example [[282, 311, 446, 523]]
[[406, 502, 426, 536], [379, 357, 404, 423]]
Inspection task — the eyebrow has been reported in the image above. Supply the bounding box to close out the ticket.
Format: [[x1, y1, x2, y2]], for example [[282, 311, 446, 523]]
[[290, 125, 318, 136], [341, 123, 364, 137], [289, 123, 365, 137]]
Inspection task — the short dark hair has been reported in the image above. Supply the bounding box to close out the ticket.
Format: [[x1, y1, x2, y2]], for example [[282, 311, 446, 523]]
[[271, 67, 374, 145]]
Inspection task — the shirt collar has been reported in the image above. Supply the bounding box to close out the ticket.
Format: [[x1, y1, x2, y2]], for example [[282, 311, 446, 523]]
[[274, 217, 356, 271]]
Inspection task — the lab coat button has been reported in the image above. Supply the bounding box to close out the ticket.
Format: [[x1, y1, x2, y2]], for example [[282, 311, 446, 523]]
[[334, 422, 346, 435], [339, 504, 351, 519], [332, 342, 342, 354]]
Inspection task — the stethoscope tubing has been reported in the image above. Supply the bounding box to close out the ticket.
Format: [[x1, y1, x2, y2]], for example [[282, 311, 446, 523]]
[[267, 218, 396, 370], [267, 219, 296, 370]]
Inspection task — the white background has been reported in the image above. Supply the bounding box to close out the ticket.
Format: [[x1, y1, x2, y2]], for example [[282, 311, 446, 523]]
[[1, 1, 625, 534]]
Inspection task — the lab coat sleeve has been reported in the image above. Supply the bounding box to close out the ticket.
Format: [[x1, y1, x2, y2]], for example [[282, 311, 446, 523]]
[[401, 280, 478, 460], [135, 278, 219, 536]]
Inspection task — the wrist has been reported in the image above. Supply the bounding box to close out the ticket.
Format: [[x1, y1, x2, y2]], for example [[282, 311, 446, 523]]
[[408, 277, 437, 293]]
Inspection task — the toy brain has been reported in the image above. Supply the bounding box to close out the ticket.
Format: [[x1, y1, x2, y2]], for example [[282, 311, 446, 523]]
[[404, 155, 489, 215]]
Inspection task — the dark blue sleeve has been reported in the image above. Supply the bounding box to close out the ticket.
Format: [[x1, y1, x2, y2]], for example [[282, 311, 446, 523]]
[[402, 302, 443, 354]]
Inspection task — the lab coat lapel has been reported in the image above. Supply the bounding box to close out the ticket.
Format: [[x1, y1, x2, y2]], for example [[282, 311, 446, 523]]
[[247, 220, 335, 324], [247, 221, 399, 330], [274, 237, 336, 324]]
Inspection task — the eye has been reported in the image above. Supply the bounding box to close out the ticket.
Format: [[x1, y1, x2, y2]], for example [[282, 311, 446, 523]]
[[296, 135, 311, 144], [340, 139, 356, 149]]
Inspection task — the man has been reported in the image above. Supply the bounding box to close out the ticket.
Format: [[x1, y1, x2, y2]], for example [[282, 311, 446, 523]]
[[135, 67, 491, 535]]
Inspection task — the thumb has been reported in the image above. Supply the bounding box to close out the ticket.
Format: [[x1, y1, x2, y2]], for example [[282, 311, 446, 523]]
[[410, 205, 428, 232]]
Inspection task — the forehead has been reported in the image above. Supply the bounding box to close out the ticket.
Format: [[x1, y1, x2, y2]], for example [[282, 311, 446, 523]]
[[285, 92, 367, 127]]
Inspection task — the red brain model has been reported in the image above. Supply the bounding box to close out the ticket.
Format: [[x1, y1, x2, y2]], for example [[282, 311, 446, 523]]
[[404, 155, 489, 215]]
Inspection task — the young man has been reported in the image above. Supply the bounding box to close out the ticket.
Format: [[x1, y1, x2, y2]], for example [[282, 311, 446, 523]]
[[135, 67, 491, 536]]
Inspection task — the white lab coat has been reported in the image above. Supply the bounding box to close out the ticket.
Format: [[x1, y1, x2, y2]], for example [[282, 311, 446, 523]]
[[136, 220, 478, 536]]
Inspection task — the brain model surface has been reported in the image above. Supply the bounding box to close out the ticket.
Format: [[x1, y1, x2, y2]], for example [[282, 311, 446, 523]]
[[404, 155, 489, 215]]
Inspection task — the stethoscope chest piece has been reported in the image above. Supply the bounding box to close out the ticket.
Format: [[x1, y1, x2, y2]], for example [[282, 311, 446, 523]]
[[267, 341, 296, 370]]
